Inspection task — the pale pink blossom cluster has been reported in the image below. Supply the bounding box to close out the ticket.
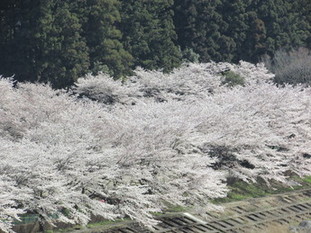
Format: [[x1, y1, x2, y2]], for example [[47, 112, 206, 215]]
[[0, 62, 310, 232]]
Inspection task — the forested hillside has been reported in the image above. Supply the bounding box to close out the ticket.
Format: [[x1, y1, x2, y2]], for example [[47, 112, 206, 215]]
[[0, 0, 310, 88]]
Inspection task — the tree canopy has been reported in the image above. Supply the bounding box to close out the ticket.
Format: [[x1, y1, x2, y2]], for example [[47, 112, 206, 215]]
[[1, 62, 311, 232], [120, 0, 181, 72], [0, 0, 310, 87]]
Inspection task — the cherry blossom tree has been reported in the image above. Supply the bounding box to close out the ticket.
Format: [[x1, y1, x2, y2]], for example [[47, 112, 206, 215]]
[[1, 61, 310, 232], [0, 77, 227, 232]]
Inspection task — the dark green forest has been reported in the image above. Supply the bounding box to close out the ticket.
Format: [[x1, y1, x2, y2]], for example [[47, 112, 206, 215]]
[[0, 0, 310, 88]]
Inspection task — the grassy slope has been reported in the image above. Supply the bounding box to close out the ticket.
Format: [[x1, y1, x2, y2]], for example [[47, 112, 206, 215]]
[[213, 176, 311, 204]]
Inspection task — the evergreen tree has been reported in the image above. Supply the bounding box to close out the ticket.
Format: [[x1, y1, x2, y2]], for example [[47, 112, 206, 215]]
[[0, 0, 90, 88], [173, 0, 234, 62], [34, 0, 90, 88], [173, 0, 309, 63], [241, 12, 266, 62], [80, 0, 133, 78], [0, 0, 37, 81], [1, 0, 310, 86], [120, 0, 181, 72], [220, 0, 252, 62], [251, 0, 309, 57], [296, 0, 311, 49], [0, 2, 12, 77]]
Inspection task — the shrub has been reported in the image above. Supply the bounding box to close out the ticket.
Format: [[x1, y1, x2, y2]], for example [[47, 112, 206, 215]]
[[181, 47, 200, 63], [221, 70, 245, 87], [263, 47, 311, 86]]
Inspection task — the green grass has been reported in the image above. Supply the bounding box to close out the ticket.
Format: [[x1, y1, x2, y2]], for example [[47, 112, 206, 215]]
[[43, 226, 83, 233], [302, 176, 311, 183], [213, 176, 311, 204], [213, 180, 268, 204], [165, 205, 189, 213], [86, 218, 130, 228], [43, 218, 131, 233], [150, 204, 190, 217]]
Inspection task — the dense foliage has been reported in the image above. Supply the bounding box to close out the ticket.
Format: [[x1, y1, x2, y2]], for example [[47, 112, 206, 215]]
[[1, 62, 311, 232], [174, 0, 310, 63], [0, 0, 310, 88], [119, 0, 181, 72]]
